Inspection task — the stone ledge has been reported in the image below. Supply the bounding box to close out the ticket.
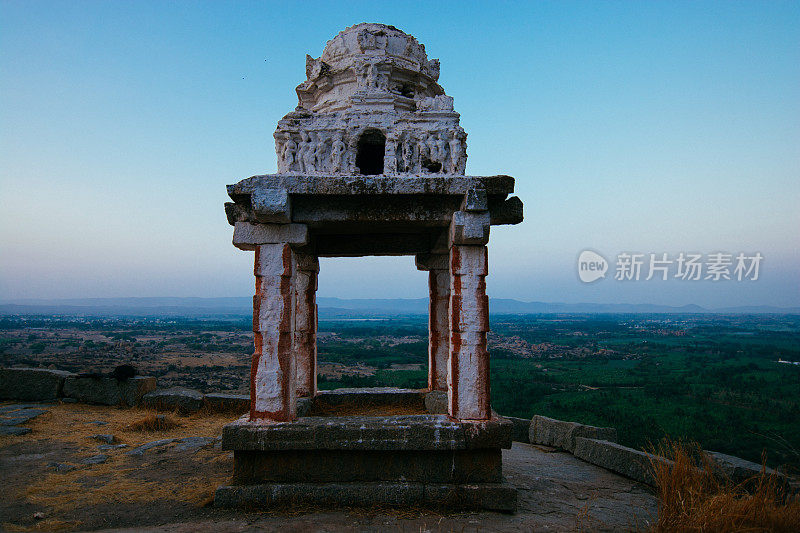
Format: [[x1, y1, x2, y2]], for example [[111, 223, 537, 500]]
[[573, 437, 671, 486], [222, 413, 512, 451], [0, 368, 73, 402], [141, 387, 204, 414], [530, 415, 617, 453], [204, 393, 249, 414], [215, 481, 516, 512], [706, 450, 791, 490], [62, 376, 156, 407]]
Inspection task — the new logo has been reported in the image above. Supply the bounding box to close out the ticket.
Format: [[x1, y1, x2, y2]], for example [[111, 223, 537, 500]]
[[578, 250, 608, 283]]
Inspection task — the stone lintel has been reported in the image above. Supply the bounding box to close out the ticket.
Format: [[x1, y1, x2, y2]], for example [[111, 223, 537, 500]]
[[233, 222, 308, 250], [221, 413, 512, 451], [227, 197, 522, 228], [228, 174, 516, 200]]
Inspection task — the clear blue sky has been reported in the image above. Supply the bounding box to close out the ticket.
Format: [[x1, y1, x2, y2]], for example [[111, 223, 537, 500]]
[[1, 1, 798, 307]]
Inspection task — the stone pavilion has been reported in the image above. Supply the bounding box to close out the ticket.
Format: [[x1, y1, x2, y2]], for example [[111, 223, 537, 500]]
[[216, 23, 524, 511]]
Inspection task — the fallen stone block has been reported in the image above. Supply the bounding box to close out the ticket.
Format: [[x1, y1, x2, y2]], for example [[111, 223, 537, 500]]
[[142, 387, 204, 413], [573, 437, 671, 486], [81, 454, 108, 465], [1, 408, 47, 426], [0, 368, 73, 401], [62, 376, 156, 406], [203, 393, 249, 414], [506, 416, 531, 443], [1, 417, 31, 426], [48, 462, 78, 472], [97, 444, 128, 451], [0, 426, 31, 436], [127, 438, 176, 456], [0, 403, 38, 413], [529, 415, 617, 453], [173, 436, 217, 453], [90, 434, 115, 444]]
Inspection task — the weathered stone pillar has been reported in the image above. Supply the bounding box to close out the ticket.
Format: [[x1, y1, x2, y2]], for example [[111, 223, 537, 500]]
[[251, 243, 297, 421], [448, 187, 492, 420], [448, 245, 490, 420], [233, 221, 309, 422], [416, 253, 450, 391], [294, 254, 319, 398]]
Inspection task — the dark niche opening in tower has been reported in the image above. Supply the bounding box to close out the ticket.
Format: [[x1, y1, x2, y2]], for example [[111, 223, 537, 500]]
[[356, 129, 386, 175]]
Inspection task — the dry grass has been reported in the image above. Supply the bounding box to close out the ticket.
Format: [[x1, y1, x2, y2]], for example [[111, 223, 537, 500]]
[[125, 413, 182, 432], [2, 402, 235, 523], [649, 439, 800, 532]]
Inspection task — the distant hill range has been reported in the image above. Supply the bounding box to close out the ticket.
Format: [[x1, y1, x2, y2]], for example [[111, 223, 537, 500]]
[[0, 297, 797, 317]]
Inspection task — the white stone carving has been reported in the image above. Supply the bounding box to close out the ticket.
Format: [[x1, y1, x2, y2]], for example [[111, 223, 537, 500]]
[[272, 23, 469, 176]]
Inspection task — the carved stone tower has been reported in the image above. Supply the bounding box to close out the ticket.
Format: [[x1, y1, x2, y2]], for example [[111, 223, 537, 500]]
[[217, 23, 524, 511]]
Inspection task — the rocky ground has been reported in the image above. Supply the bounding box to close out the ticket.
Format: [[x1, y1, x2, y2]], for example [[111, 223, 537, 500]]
[[0, 401, 657, 532]]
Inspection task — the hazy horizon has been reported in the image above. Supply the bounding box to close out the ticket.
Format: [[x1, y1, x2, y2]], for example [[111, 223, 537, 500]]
[[2, 1, 798, 307]]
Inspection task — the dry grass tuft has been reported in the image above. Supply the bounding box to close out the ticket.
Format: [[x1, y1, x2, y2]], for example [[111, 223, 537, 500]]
[[649, 439, 800, 532], [125, 413, 182, 432]]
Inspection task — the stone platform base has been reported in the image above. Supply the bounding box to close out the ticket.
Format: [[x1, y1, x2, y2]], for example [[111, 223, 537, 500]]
[[216, 388, 516, 512], [215, 481, 517, 512]]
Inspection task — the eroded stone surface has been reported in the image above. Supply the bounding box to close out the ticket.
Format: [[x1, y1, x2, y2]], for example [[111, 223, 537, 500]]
[[573, 437, 670, 486], [0, 368, 72, 401], [141, 387, 204, 414], [222, 413, 512, 452], [273, 23, 466, 177], [203, 393, 249, 414], [62, 376, 156, 407]]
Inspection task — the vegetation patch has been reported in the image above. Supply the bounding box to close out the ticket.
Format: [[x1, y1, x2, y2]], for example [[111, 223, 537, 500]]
[[650, 439, 800, 532]]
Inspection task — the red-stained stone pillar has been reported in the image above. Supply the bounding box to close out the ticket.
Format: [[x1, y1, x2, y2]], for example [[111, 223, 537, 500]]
[[251, 243, 296, 421], [448, 244, 490, 420], [428, 269, 450, 391], [416, 253, 450, 392], [294, 254, 319, 398]]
